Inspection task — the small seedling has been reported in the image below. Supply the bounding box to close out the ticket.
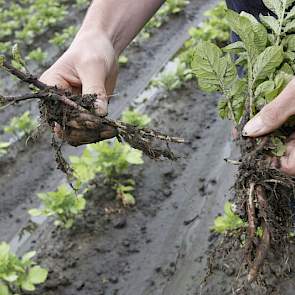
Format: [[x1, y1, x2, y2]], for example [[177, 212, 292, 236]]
[[29, 185, 86, 229], [118, 55, 129, 66], [213, 202, 247, 233], [0, 242, 48, 294], [4, 111, 37, 140], [121, 109, 151, 128], [27, 48, 47, 63], [0, 142, 10, 156], [115, 181, 136, 207]]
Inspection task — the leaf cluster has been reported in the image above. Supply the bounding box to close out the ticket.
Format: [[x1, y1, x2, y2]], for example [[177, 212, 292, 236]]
[[70, 140, 144, 184], [192, 0, 295, 125], [213, 202, 247, 233], [0, 0, 67, 54], [3, 111, 37, 140], [29, 185, 86, 229], [121, 109, 151, 128], [0, 242, 48, 294], [152, 58, 192, 91]]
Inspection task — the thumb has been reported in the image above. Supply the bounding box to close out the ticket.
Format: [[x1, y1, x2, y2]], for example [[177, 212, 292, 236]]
[[243, 79, 295, 137], [77, 60, 109, 117]]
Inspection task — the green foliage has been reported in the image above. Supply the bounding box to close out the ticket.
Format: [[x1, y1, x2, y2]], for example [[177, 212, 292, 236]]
[[75, 0, 90, 9], [186, 2, 230, 46], [0, 0, 68, 61], [152, 58, 192, 91], [213, 202, 247, 233], [180, 2, 230, 67], [0, 242, 48, 294], [115, 180, 136, 207], [121, 109, 151, 128], [71, 140, 144, 182], [4, 111, 37, 140], [50, 26, 78, 48], [0, 142, 10, 156], [69, 140, 144, 207], [0, 0, 67, 49], [118, 55, 129, 66], [192, 0, 295, 126], [27, 48, 47, 63], [29, 185, 86, 229]]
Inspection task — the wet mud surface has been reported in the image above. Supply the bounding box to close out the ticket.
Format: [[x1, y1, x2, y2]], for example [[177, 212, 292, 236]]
[[26, 81, 233, 295]]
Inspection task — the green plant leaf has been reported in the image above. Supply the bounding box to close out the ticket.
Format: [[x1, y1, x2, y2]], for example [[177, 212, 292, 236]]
[[0, 284, 10, 295], [3, 273, 18, 283], [126, 149, 144, 165], [21, 251, 36, 264], [284, 19, 295, 32], [255, 80, 275, 97], [286, 5, 295, 20], [212, 202, 246, 233], [21, 280, 35, 291], [28, 209, 42, 217], [253, 46, 284, 81], [192, 41, 236, 92], [260, 15, 280, 35], [28, 266, 48, 284]]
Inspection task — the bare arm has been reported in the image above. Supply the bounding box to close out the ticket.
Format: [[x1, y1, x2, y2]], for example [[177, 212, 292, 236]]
[[40, 0, 164, 146], [80, 0, 165, 55]]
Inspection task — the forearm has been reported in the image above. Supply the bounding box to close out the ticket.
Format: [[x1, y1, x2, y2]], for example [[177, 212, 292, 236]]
[[76, 0, 164, 56]]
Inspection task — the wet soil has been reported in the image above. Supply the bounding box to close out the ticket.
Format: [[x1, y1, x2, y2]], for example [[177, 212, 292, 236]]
[[23, 80, 233, 295], [0, 0, 217, 243]]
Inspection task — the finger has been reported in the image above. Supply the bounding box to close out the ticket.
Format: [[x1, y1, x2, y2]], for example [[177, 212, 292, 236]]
[[67, 119, 100, 130], [40, 68, 71, 90], [243, 78, 295, 137], [62, 125, 118, 147], [76, 58, 109, 117], [280, 149, 295, 176], [105, 63, 118, 96]]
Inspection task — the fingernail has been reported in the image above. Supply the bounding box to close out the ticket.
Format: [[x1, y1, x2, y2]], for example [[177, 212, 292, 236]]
[[242, 115, 265, 137]]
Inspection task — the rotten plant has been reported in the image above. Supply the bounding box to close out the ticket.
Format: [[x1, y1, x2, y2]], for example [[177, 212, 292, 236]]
[[192, 0, 295, 286]]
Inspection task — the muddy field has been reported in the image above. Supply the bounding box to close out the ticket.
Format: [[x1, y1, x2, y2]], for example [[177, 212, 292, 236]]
[[3, 1, 295, 295]]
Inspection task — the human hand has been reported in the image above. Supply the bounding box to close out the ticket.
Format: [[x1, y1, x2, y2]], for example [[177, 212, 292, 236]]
[[40, 30, 118, 146], [243, 78, 295, 175]]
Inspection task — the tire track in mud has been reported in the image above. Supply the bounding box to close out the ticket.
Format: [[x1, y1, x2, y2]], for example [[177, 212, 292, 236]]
[[0, 0, 218, 243]]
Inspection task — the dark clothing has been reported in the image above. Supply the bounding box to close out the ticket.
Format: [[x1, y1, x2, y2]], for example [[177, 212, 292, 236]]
[[225, 0, 270, 18]]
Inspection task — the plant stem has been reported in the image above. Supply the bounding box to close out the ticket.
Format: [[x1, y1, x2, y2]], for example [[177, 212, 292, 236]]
[[247, 57, 254, 118], [276, 2, 286, 46]]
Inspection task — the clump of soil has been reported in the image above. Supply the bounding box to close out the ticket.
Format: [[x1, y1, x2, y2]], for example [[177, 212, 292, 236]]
[[204, 116, 295, 293]]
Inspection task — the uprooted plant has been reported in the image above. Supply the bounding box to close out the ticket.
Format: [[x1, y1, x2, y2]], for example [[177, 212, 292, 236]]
[[192, 0, 295, 287], [0, 55, 185, 167]]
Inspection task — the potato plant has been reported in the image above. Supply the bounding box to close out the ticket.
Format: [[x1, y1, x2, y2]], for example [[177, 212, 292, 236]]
[[29, 185, 86, 229], [3, 111, 37, 140], [121, 109, 151, 128], [192, 0, 295, 283], [0, 142, 10, 156], [0, 0, 67, 52], [0, 242, 48, 294], [70, 140, 143, 206], [152, 58, 192, 91], [49, 26, 78, 48]]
